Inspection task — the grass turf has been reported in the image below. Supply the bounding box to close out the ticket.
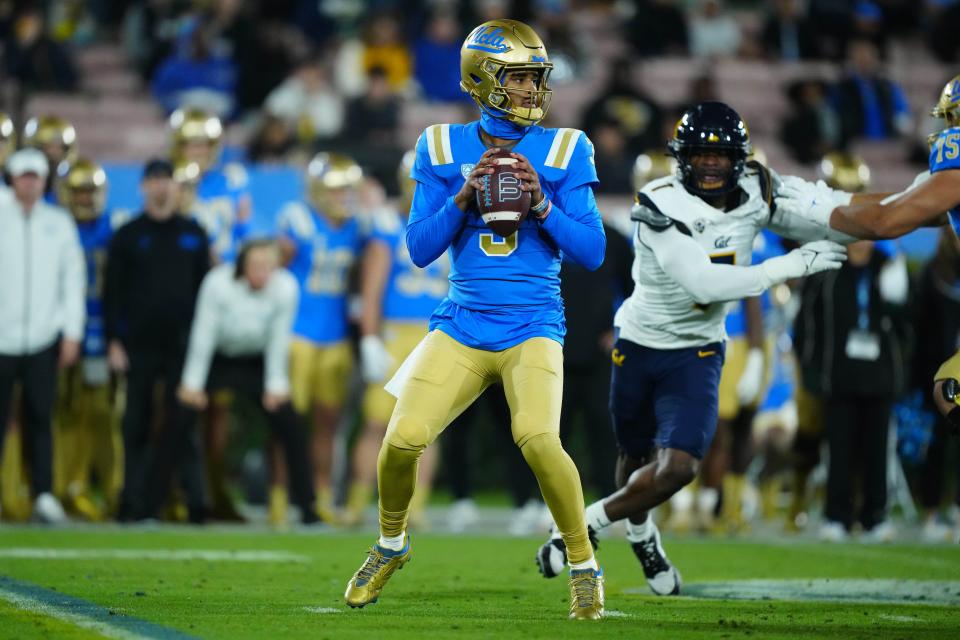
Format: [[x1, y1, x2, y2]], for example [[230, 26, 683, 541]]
[[1, 527, 959, 639]]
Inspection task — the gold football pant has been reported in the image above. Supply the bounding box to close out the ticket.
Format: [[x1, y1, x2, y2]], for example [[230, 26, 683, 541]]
[[54, 366, 123, 515], [377, 330, 593, 564]]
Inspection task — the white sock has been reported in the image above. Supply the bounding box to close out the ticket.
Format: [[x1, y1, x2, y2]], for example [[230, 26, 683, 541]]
[[625, 516, 654, 542], [377, 532, 405, 551], [697, 487, 719, 518], [585, 501, 612, 532], [569, 556, 599, 572]]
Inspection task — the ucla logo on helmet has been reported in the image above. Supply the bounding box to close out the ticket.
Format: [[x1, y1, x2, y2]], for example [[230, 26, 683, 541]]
[[467, 26, 512, 54]]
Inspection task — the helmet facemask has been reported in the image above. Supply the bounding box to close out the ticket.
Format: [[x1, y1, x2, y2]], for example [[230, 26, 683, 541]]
[[472, 62, 553, 127], [306, 153, 363, 223], [671, 144, 747, 198]]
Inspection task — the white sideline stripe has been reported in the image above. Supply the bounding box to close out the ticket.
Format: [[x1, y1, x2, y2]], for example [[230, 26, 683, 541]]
[[665, 579, 960, 607], [878, 614, 922, 623], [303, 606, 342, 614], [0, 548, 308, 563], [0, 587, 147, 640]]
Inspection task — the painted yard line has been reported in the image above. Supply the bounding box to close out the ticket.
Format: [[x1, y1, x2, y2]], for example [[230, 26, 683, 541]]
[[303, 606, 343, 614], [631, 579, 960, 607], [0, 576, 198, 640], [0, 548, 308, 562], [604, 610, 633, 618]]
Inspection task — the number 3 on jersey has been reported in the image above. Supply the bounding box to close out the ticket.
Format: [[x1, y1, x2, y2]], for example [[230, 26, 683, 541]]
[[480, 231, 518, 257]]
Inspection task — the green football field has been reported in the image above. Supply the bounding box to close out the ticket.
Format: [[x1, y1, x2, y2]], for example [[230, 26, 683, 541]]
[[1, 526, 959, 639]]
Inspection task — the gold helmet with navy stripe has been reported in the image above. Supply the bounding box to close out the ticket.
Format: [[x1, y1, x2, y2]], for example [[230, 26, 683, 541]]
[[0, 113, 15, 167], [818, 151, 871, 193], [23, 114, 77, 168], [169, 108, 222, 171], [632, 150, 677, 192], [460, 19, 553, 127], [306, 152, 363, 222], [59, 157, 107, 222]]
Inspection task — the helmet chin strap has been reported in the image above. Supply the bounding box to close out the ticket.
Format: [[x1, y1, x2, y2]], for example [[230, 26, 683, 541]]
[[479, 108, 529, 140]]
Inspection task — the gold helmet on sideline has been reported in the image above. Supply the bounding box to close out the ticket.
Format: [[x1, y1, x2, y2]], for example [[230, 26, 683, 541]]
[[0, 113, 16, 167], [169, 108, 223, 172], [397, 149, 416, 215], [306, 152, 363, 222], [22, 114, 77, 168], [932, 74, 960, 129], [632, 150, 677, 192], [818, 151, 871, 193], [460, 19, 553, 127], [58, 158, 107, 222]]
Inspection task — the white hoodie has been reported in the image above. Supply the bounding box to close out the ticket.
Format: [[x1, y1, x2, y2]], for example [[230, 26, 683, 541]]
[[0, 192, 86, 355]]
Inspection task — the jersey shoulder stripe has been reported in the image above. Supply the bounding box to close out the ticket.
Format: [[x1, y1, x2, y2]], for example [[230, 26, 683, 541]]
[[425, 124, 454, 166], [277, 201, 315, 239], [544, 128, 583, 170]]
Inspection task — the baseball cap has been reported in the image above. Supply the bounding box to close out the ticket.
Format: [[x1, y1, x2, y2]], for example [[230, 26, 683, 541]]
[[142, 158, 174, 179], [7, 148, 49, 178]]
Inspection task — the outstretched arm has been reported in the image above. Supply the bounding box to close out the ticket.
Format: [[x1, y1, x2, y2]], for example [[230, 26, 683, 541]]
[[829, 170, 960, 239], [644, 223, 846, 305]]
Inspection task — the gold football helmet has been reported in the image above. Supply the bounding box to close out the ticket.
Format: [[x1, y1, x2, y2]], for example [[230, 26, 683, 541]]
[[170, 108, 223, 171], [0, 113, 16, 167], [306, 152, 363, 222], [819, 151, 871, 193], [22, 114, 77, 168], [397, 150, 416, 215], [460, 19, 553, 127], [932, 74, 960, 128], [58, 158, 107, 222], [632, 150, 677, 192]]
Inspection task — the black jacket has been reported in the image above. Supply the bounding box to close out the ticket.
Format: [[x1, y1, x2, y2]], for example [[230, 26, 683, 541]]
[[104, 213, 210, 352], [795, 251, 910, 399]]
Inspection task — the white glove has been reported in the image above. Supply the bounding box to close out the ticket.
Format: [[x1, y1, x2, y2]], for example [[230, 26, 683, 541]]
[[360, 335, 393, 384], [878, 254, 909, 304], [776, 176, 853, 226], [736, 347, 765, 405], [761, 240, 847, 285]]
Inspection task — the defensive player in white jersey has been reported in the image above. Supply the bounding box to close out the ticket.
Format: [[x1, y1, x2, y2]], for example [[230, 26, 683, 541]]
[[535, 101, 873, 593]]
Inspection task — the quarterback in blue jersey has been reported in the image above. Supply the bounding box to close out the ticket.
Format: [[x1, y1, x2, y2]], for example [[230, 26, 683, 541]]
[[343, 19, 606, 620], [53, 159, 126, 520], [800, 74, 960, 429], [343, 153, 451, 528], [276, 152, 368, 524]]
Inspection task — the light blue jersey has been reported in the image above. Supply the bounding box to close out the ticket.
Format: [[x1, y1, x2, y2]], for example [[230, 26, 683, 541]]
[[408, 120, 605, 351], [930, 126, 960, 237], [279, 202, 367, 344], [77, 210, 131, 358], [371, 211, 449, 321], [725, 229, 785, 338], [189, 164, 250, 263]]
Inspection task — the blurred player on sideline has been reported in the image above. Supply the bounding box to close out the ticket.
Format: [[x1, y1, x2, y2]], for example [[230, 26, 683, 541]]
[[343, 153, 450, 528]]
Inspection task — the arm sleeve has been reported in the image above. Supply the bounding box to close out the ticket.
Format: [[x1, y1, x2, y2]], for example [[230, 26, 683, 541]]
[[540, 184, 606, 270], [181, 272, 220, 391], [643, 224, 774, 304], [264, 275, 298, 395], [61, 216, 86, 341]]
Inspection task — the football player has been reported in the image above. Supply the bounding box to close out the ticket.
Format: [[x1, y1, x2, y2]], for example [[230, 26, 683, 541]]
[[343, 152, 451, 528], [170, 110, 252, 520], [22, 114, 77, 199], [781, 75, 960, 431], [343, 19, 606, 620], [53, 159, 127, 519], [169, 108, 252, 264], [535, 101, 866, 595], [276, 152, 368, 525]]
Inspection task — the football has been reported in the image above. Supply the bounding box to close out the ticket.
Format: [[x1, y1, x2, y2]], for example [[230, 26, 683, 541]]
[[475, 149, 531, 237]]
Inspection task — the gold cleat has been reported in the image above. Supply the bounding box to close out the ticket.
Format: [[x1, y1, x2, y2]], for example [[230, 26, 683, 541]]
[[568, 568, 605, 620], [344, 536, 411, 608]]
